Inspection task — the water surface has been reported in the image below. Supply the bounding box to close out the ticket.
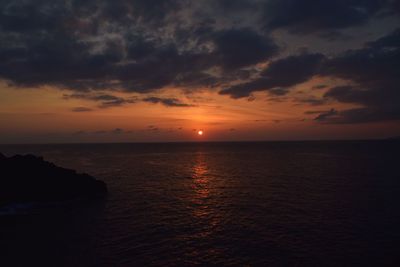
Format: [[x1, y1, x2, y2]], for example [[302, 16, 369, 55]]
[[1, 141, 399, 266]]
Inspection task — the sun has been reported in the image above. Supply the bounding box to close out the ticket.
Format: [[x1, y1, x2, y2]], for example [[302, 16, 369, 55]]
[[198, 130, 203, 136]]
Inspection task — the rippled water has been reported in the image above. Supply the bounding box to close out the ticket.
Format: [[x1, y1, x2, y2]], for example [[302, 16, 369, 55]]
[[1, 141, 400, 266]]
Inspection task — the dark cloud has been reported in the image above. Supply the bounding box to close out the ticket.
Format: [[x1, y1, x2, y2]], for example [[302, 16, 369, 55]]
[[262, 0, 387, 34], [0, 0, 68, 32], [210, 0, 396, 37], [219, 27, 400, 123], [0, 0, 399, 127], [213, 0, 258, 12], [66, 93, 195, 109], [320, 28, 400, 123], [219, 27, 400, 124], [305, 110, 332, 115], [313, 107, 400, 124], [0, 0, 280, 94], [143, 97, 193, 107], [78, 128, 129, 135], [269, 88, 290, 96], [386, 0, 400, 15], [64, 93, 136, 108], [0, 1, 173, 91], [219, 78, 275, 99], [220, 53, 325, 98], [296, 96, 327, 106], [114, 45, 205, 92], [312, 84, 328, 90], [322, 35, 400, 92], [174, 72, 220, 88], [70, 0, 182, 25], [259, 53, 324, 85], [313, 108, 338, 121], [211, 28, 278, 70], [324, 86, 360, 103], [71, 107, 93, 112]]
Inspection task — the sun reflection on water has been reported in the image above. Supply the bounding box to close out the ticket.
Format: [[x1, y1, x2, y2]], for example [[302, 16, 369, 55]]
[[191, 152, 211, 218], [188, 150, 225, 246]]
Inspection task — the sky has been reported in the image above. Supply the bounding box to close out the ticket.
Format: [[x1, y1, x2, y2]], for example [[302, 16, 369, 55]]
[[0, 0, 400, 143]]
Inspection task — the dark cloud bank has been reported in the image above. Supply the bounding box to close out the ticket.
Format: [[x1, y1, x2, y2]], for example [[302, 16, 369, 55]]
[[0, 0, 399, 123], [64, 93, 192, 108]]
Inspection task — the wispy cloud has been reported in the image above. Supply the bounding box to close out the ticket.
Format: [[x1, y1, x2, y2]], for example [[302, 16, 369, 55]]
[[71, 107, 93, 112], [64, 93, 137, 108], [143, 97, 194, 107]]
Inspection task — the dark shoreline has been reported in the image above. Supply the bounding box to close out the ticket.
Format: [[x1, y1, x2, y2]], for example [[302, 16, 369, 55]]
[[0, 153, 107, 207]]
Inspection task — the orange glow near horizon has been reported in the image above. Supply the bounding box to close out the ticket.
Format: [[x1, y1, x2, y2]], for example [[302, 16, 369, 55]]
[[1, 83, 400, 143]]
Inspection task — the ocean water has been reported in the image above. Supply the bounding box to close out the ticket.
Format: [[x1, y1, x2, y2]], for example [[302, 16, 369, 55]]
[[1, 141, 399, 266]]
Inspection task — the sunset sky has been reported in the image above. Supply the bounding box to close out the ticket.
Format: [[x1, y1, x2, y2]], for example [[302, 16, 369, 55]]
[[1, 0, 400, 143]]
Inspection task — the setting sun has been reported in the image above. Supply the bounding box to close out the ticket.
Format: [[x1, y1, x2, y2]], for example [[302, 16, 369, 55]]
[[198, 130, 203, 136]]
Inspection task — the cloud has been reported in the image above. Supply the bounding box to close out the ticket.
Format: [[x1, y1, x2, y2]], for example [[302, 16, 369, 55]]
[[296, 96, 327, 106], [320, 28, 400, 123], [312, 84, 328, 90], [210, 28, 279, 70], [0, 0, 281, 94], [0, 0, 399, 127], [64, 93, 136, 108], [262, 0, 388, 34], [65, 93, 215, 113], [313, 108, 338, 121], [0, 1, 169, 91], [71, 107, 93, 112], [142, 97, 194, 107], [218, 27, 400, 123], [220, 53, 325, 98], [95, 128, 129, 134], [74, 128, 129, 135], [305, 110, 332, 115], [313, 107, 400, 124]]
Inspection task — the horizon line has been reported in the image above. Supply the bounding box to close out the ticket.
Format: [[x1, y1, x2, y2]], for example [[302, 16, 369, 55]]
[[0, 137, 398, 146]]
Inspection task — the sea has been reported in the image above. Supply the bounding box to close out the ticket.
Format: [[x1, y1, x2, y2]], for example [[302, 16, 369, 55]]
[[1, 140, 399, 266]]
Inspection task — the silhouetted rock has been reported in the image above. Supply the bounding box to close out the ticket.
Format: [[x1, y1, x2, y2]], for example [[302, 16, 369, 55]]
[[0, 153, 107, 206]]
